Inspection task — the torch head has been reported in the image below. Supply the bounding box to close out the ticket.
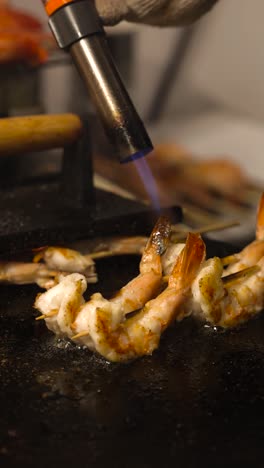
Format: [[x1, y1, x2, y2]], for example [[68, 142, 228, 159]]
[[42, 0, 153, 163]]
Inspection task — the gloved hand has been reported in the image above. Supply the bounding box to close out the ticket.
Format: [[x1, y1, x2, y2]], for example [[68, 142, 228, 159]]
[[95, 0, 219, 26]]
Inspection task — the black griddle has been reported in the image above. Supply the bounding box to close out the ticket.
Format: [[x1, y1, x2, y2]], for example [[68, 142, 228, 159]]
[[1, 116, 263, 468], [1, 235, 264, 468]]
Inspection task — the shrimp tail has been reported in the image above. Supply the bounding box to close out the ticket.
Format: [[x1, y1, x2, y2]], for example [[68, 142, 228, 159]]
[[147, 216, 171, 255], [139, 216, 171, 276], [256, 192, 264, 240], [169, 232, 206, 291]]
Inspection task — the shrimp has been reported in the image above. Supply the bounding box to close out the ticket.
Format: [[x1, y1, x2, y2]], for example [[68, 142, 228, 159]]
[[161, 242, 185, 276], [0, 261, 69, 289], [89, 236, 148, 258], [190, 254, 263, 328], [35, 273, 87, 337], [0, 246, 98, 289], [172, 195, 264, 329], [35, 216, 170, 309], [109, 216, 171, 314], [0, 215, 238, 289], [0, 218, 180, 289], [161, 220, 238, 277], [34, 217, 171, 338], [34, 233, 205, 362], [33, 246, 97, 282], [223, 193, 264, 274], [85, 233, 205, 362]]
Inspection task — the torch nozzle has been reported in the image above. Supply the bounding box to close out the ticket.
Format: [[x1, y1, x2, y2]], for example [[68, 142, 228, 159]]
[[45, 0, 153, 163]]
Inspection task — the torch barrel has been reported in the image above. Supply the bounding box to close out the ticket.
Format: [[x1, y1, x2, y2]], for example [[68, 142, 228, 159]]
[[42, 0, 153, 162]]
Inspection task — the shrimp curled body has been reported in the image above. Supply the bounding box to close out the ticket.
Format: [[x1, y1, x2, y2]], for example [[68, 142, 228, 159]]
[[35, 224, 205, 361], [189, 194, 264, 328]]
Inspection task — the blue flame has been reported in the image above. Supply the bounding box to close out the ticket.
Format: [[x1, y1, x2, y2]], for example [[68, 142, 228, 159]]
[[133, 153, 161, 213], [120, 147, 152, 164]]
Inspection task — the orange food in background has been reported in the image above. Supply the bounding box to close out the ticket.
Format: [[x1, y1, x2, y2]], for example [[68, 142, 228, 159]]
[[0, 4, 55, 66], [94, 142, 252, 208]]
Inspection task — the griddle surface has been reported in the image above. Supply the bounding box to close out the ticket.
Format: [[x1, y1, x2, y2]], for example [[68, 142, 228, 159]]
[[1, 240, 264, 468]]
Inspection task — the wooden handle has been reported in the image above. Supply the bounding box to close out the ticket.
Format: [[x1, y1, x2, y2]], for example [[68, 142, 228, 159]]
[[0, 113, 83, 156]]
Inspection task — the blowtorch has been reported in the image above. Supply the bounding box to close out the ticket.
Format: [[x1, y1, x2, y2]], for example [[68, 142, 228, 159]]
[[42, 0, 153, 163]]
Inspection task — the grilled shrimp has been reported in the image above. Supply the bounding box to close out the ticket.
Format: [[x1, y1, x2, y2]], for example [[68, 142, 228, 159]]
[[189, 255, 263, 328], [35, 273, 87, 336], [108, 216, 171, 314], [1, 216, 235, 289], [0, 246, 98, 289], [35, 233, 205, 362], [0, 219, 177, 289], [158, 194, 264, 330], [35, 216, 170, 306], [223, 193, 264, 274], [33, 226, 167, 288], [33, 247, 97, 283], [172, 194, 264, 329], [0, 261, 66, 289], [35, 217, 171, 339]]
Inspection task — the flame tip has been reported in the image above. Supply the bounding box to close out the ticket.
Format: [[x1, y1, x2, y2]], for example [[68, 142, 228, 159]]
[[120, 147, 153, 164]]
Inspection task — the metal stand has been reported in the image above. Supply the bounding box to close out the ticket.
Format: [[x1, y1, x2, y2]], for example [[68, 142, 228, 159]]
[[0, 115, 182, 255]]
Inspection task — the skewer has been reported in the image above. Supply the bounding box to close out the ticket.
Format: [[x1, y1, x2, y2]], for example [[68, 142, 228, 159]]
[[0, 217, 244, 287], [35, 309, 58, 320], [171, 220, 240, 242], [35, 315, 46, 321], [182, 204, 221, 226], [221, 254, 237, 266], [171, 219, 239, 233], [89, 220, 241, 260], [222, 265, 260, 286], [90, 250, 116, 259], [71, 331, 90, 340]]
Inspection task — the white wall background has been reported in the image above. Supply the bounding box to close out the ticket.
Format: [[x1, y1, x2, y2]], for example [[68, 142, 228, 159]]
[[172, 0, 264, 122]]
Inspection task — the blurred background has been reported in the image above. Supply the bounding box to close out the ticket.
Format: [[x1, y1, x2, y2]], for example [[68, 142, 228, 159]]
[[8, 0, 264, 173], [2, 0, 264, 243]]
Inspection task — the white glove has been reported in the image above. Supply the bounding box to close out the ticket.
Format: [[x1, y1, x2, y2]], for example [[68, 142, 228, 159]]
[[95, 0, 219, 26]]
